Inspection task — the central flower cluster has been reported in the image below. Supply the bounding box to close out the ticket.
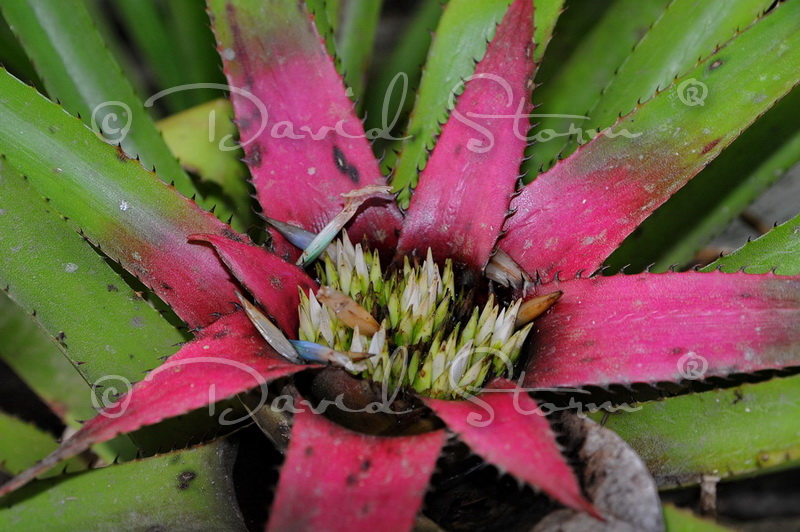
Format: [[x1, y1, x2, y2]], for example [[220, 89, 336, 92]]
[[297, 235, 533, 399]]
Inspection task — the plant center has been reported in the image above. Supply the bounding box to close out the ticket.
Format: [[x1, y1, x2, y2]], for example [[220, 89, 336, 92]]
[[297, 235, 534, 399]]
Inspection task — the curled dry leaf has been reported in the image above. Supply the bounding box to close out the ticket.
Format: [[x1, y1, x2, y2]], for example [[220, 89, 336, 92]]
[[532, 414, 664, 532]]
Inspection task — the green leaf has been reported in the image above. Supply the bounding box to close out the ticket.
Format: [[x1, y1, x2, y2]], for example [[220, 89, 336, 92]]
[[0, 12, 41, 90], [531, 0, 564, 64], [663, 505, 734, 532], [0, 439, 246, 531], [593, 375, 800, 488], [609, 88, 800, 272], [113, 0, 191, 112], [112, 0, 224, 111], [164, 0, 226, 107], [82, 0, 148, 98], [336, 0, 383, 103], [0, 292, 138, 463], [581, 0, 774, 140], [157, 99, 255, 231], [530, 0, 612, 87], [0, 412, 85, 477], [0, 159, 186, 387], [525, 0, 668, 175], [390, 0, 514, 207], [706, 213, 800, 275], [0, 0, 201, 202], [363, 0, 443, 169]]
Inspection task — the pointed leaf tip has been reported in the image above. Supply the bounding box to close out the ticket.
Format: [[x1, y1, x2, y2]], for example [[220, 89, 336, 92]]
[[397, 0, 535, 271], [423, 378, 598, 517], [208, 0, 402, 259]]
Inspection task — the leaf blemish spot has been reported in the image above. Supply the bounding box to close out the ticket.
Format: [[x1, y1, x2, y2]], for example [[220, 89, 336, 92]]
[[333, 146, 360, 184], [177, 471, 196, 490]]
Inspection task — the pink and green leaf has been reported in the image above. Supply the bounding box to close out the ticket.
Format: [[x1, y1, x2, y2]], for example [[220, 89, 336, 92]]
[[396, 0, 534, 271], [502, 1, 800, 280], [0, 311, 306, 498], [0, 440, 246, 531], [524, 272, 800, 388], [424, 378, 597, 517], [608, 89, 800, 272], [208, 0, 402, 259], [190, 234, 318, 335], [390, 0, 515, 207], [0, 160, 186, 386], [267, 406, 446, 532], [0, 68, 250, 329]]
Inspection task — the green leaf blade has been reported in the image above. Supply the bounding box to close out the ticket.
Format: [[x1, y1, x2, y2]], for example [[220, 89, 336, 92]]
[[0, 440, 245, 531], [0, 412, 85, 478], [525, 0, 668, 175], [1, 0, 199, 200], [584, 0, 775, 141], [0, 161, 186, 385], [594, 375, 800, 488]]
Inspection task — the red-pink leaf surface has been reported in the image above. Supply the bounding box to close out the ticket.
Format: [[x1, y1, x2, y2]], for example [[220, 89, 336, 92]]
[[396, 0, 534, 271], [524, 272, 800, 388], [0, 312, 306, 498], [267, 407, 446, 532], [500, 2, 800, 280], [208, 0, 402, 260], [190, 234, 317, 335], [423, 378, 597, 517]]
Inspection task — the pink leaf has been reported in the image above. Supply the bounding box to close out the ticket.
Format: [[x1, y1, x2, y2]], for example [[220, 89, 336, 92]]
[[0, 312, 307, 498], [190, 234, 317, 335], [523, 272, 800, 388], [396, 0, 534, 271], [267, 406, 445, 532], [208, 0, 402, 259], [423, 378, 598, 517], [500, 4, 799, 281]]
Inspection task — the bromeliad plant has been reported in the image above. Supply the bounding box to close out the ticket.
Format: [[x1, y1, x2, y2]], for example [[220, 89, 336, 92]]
[[0, 0, 799, 529]]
